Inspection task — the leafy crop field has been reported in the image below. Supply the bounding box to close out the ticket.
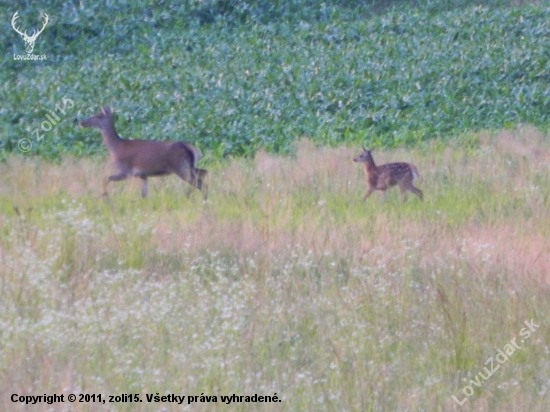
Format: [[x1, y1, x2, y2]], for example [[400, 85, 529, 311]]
[[2, 0, 550, 411], [2, 0, 550, 158]]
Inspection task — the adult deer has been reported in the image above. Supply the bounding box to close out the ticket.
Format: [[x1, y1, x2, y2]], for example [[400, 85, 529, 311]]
[[354, 147, 423, 201], [11, 11, 49, 54], [80, 107, 207, 199]]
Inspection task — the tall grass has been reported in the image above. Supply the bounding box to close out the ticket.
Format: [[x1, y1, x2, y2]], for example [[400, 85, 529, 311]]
[[1, 128, 549, 411]]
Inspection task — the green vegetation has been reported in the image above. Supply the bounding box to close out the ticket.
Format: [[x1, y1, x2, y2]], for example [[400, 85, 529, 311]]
[[1, 0, 550, 159], [1, 132, 550, 410]]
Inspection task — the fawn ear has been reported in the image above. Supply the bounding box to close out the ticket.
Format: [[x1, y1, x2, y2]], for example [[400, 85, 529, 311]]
[[101, 107, 112, 115]]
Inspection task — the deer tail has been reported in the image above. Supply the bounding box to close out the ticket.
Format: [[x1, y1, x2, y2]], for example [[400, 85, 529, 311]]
[[177, 142, 203, 169], [411, 165, 419, 181]]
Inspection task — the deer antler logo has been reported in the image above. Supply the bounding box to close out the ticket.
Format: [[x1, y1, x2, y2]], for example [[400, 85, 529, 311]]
[[11, 11, 49, 54]]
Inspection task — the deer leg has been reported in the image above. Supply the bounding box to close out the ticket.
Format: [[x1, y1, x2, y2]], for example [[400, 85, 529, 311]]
[[195, 169, 208, 200], [140, 177, 148, 198], [399, 184, 409, 201], [403, 182, 423, 201], [190, 170, 202, 191], [177, 168, 193, 181], [108, 172, 129, 182], [102, 178, 110, 198], [363, 188, 374, 200], [409, 186, 423, 201], [194, 168, 208, 191], [103, 172, 128, 197], [176, 167, 198, 197], [176, 167, 207, 199]]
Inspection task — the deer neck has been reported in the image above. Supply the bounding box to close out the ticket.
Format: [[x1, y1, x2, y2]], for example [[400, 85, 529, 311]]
[[100, 122, 123, 152], [362, 164, 375, 182], [363, 159, 377, 174]]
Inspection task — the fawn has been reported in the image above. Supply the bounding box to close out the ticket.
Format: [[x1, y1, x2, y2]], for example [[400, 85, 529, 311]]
[[80, 107, 207, 199], [354, 147, 423, 201]]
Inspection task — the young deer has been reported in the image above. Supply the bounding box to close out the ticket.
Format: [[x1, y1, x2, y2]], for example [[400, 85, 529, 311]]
[[354, 147, 423, 201], [80, 107, 207, 199]]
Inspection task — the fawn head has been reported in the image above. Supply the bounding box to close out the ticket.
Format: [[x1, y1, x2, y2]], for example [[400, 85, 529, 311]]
[[80, 107, 114, 129], [353, 147, 375, 165]]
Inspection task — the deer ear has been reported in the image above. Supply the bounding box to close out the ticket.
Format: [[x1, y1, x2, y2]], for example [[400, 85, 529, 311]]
[[101, 107, 112, 115], [362, 146, 367, 152]]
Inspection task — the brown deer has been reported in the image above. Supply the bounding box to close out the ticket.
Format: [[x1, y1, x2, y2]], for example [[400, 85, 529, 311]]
[[354, 147, 423, 201], [80, 107, 207, 199]]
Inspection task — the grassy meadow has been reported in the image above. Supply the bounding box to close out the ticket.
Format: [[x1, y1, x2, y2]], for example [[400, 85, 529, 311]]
[[1, 129, 550, 411]]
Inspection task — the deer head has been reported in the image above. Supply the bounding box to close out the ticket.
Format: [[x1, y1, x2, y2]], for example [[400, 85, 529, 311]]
[[353, 147, 375, 165], [12, 11, 49, 54]]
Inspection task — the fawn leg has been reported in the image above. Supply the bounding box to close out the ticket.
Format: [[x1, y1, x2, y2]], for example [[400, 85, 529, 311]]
[[363, 188, 374, 200], [409, 186, 423, 201], [399, 185, 409, 201]]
